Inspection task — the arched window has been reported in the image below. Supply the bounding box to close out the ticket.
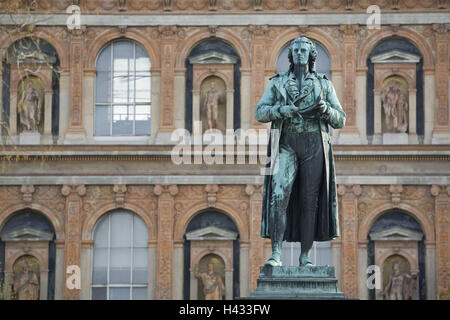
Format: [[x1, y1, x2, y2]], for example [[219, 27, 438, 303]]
[[91, 210, 148, 300], [95, 40, 151, 136]]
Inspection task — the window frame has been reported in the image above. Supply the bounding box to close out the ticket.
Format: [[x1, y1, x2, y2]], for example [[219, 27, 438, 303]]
[[94, 40, 151, 137], [91, 210, 148, 300]]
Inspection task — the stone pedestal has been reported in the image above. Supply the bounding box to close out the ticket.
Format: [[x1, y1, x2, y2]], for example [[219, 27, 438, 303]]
[[248, 266, 345, 299], [19, 132, 41, 145]]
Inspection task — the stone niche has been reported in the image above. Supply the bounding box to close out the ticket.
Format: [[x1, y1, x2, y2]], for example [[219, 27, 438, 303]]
[[186, 226, 237, 300], [371, 50, 420, 144], [1, 227, 53, 300], [190, 51, 236, 135], [369, 226, 423, 300], [7, 50, 56, 145]]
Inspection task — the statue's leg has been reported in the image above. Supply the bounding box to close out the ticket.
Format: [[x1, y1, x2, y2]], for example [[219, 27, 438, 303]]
[[298, 132, 324, 266], [265, 142, 298, 267]]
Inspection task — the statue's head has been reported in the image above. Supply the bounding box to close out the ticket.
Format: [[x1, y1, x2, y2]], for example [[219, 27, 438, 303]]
[[392, 262, 400, 271], [288, 36, 318, 72], [207, 263, 214, 272]]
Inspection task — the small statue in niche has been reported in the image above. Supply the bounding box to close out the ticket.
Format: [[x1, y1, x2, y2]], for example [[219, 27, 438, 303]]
[[194, 262, 225, 300], [13, 257, 40, 300], [381, 81, 409, 133], [382, 262, 418, 300], [18, 81, 42, 132], [202, 81, 223, 130]]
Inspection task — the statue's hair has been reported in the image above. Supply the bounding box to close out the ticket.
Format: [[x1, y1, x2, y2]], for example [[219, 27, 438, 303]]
[[288, 37, 318, 72]]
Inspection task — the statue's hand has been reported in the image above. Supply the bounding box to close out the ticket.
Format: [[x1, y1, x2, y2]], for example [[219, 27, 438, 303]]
[[317, 100, 328, 115], [279, 105, 299, 118]]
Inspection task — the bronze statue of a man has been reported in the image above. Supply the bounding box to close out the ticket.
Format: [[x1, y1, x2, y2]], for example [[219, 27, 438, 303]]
[[255, 37, 346, 267]]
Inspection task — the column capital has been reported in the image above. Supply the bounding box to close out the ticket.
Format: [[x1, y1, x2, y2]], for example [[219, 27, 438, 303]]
[[153, 184, 178, 197], [61, 184, 86, 197]]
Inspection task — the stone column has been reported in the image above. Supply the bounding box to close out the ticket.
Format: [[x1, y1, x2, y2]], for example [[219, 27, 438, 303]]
[[240, 70, 252, 130], [82, 68, 95, 141], [58, 69, 70, 144], [245, 184, 265, 292], [0, 64, 4, 139], [239, 241, 250, 297], [425, 240, 437, 300], [174, 68, 186, 130], [192, 89, 200, 132], [156, 26, 177, 143], [226, 89, 234, 130], [250, 26, 268, 129], [424, 71, 435, 144], [150, 71, 161, 143], [431, 184, 450, 298], [65, 30, 86, 143], [172, 240, 184, 300], [61, 184, 86, 300], [148, 240, 158, 300], [54, 240, 65, 299], [355, 69, 368, 144], [80, 240, 93, 300], [225, 268, 233, 300], [373, 89, 382, 144], [331, 239, 342, 291], [44, 90, 53, 136], [358, 240, 368, 300], [153, 184, 178, 299], [408, 88, 418, 144], [432, 24, 450, 143], [337, 184, 361, 299], [190, 268, 198, 300], [9, 88, 17, 136], [40, 268, 49, 300], [338, 25, 361, 144]]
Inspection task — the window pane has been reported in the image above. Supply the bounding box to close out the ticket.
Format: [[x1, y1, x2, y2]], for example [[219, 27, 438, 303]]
[[110, 248, 131, 284], [92, 248, 108, 284], [133, 248, 148, 284], [93, 215, 109, 247], [96, 45, 111, 72], [133, 216, 148, 247], [113, 41, 133, 72], [132, 287, 147, 300], [92, 287, 107, 300], [128, 72, 135, 103], [112, 105, 134, 135], [110, 287, 131, 300], [135, 44, 150, 71], [112, 72, 128, 103], [95, 105, 110, 135], [111, 212, 132, 247], [96, 71, 111, 103], [135, 73, 150, 103]]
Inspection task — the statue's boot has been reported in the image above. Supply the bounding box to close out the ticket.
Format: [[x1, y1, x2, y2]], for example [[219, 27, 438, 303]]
[[264, 240, 283, 267], [299, 240, 313, 266]]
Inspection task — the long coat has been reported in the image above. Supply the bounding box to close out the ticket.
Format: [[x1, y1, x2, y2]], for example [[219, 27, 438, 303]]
[[254, 71, 346, 242]]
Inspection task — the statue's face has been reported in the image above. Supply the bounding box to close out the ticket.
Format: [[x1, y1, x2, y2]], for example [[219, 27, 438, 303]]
[[210, 82, 215, 89], [291, 41, 310, 66], [208, 263, 214, 272]]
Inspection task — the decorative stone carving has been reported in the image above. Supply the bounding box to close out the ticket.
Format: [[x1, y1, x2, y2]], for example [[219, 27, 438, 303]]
[[205, 184, 219, 207], [113, 184, 127, 205], [389, 184, 404, 204], [20, 185, 35, 202]]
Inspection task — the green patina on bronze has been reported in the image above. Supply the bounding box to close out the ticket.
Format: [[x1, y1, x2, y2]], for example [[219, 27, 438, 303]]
[[254, 36, 346, 267]]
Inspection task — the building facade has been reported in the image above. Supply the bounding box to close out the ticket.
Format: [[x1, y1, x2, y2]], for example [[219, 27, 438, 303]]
[[0, 0, 449, 300]]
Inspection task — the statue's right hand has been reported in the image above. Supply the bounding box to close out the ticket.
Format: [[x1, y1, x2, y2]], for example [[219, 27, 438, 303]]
[[279, 105, 299, 118]]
